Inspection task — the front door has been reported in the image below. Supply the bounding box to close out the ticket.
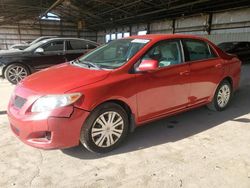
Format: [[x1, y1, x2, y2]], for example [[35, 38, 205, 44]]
[[135, 39, 190, 122], [31, 40, 66, 71]]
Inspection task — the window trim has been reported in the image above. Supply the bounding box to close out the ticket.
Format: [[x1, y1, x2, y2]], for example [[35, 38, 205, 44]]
[[208, 43, 218, 58], [181, 38, 219, 63]]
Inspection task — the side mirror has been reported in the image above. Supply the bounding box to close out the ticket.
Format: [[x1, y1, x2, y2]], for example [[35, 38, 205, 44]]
[[34, 47, 44, 54], [136, 59, 159, 72]]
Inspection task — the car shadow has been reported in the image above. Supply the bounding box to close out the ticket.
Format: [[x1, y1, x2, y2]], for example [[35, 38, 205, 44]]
[[61, 64, 250, 160]]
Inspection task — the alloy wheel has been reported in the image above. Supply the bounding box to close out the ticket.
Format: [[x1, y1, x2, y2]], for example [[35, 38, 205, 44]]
[[7, 65, 28, 83]]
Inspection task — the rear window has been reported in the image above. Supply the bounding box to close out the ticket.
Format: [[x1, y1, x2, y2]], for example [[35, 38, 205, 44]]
[[184, 40, 217, 61], [236, 42, 249, 49], [218, 43, 235, 51]]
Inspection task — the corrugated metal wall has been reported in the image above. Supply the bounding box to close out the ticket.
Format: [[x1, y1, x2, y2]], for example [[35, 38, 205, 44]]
[[203, 8, 250, 44], [2, 7, 249, 49], [0, 20, 96, 50], [97, 7, 250, 45]]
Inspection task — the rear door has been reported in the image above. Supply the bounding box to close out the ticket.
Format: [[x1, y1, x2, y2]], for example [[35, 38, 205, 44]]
[[182, 39, 224, 105], [65, 39, 97, 61]]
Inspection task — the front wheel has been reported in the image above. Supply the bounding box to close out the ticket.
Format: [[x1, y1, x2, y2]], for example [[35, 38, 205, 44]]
[[207, 80, 232, 111], [5, 64, 29, 84], [80, 103, 129, 153]]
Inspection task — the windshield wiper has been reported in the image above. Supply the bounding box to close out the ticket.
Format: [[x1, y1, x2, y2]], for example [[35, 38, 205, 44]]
[[72, 59, 101, 70]]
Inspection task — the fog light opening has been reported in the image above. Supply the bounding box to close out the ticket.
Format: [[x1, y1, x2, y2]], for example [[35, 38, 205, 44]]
[[45, 132, 51, 140]]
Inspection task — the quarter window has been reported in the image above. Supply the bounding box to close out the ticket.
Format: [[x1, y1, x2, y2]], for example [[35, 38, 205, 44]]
[[142, 40, 182, 67], [184, 40, 216, 61]]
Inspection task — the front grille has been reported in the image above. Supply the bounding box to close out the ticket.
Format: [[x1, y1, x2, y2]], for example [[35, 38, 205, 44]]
[[14, 95, 27, 109]]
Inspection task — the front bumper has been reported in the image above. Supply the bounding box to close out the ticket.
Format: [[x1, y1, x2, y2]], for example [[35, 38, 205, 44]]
[[7, 106, 90, 149]]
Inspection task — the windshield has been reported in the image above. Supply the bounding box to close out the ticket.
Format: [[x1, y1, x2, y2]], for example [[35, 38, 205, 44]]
[[30, 36, 55, 45], [75, 38, 150, 69], [30, 37, 46, 46]]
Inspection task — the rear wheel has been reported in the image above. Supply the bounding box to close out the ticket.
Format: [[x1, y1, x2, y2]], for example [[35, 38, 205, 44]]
[[80, 103, 129, 153], [5, 64, 29, 84], [207, 80, 232, 111]]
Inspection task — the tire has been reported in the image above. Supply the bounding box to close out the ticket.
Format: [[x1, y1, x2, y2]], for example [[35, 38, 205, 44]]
[[80, 102, 129, 153], [5, 64, 29, 84], [207, 80, 232, 111]]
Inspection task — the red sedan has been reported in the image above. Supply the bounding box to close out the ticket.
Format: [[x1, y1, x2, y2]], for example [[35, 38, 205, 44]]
[[7, 34, 241, 153]]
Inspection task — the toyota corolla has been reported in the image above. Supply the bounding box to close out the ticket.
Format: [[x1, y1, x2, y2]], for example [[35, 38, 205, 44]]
[[7, 34, 241, 153]]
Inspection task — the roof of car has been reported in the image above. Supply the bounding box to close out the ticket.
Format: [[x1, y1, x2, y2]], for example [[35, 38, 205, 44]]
[[43, 37, 98, 44], [218, 41, 250, 44], [39, 36, 57, 38], [127, 34, 207, 41]]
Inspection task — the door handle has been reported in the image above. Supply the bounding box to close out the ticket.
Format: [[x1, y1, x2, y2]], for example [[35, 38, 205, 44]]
[[179, 70, 190, 76], [215, 63, 222, 68]]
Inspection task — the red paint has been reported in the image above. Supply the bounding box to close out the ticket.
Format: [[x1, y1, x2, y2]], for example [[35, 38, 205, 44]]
[[137, 59, 159, 72], [7, 34, 241, 149]]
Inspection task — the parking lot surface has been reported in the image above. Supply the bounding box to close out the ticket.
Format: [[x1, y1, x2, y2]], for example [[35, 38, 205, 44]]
[[0, 65, 250, 188]]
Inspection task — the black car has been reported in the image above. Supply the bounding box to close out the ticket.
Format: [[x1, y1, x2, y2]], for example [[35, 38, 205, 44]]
[[0, 38, 98, 84], [218, 41, 250, 63]]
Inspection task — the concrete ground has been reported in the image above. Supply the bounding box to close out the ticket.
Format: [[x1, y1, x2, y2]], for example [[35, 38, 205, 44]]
[[0, 65, 250, 188]]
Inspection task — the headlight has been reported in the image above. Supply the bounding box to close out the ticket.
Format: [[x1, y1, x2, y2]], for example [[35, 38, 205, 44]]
[[31, 93, 82, 113]]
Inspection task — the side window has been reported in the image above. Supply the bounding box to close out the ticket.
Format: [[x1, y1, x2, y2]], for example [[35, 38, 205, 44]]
[[67, 40, 87, 51], [142, 40, 182, 67], [67, 40, 97, 51], [87, 43, 97, 49], [184, 40, 215, 61], [43, 41, 64, 52]]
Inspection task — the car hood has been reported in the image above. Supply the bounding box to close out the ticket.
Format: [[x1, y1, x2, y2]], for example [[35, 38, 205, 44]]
[[19, 63, 111, 94], [10, 43, 29, 47], [0, 49, 25, 56]]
